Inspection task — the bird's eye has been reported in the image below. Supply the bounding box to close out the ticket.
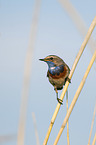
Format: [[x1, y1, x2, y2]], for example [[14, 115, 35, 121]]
[[50, 57, 53, 60]]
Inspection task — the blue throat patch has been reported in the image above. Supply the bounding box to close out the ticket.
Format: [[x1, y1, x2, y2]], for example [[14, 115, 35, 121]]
[[46, 61, 64, 75]]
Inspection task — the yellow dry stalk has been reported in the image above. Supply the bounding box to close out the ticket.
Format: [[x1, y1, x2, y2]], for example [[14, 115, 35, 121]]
[[92, 133, 96, 145], [66, 91, 70, 145], [88, 104, 96, 145], [59, 0, 96, 66], [43, 16, 96, 145], [54, 50, 96, 145]]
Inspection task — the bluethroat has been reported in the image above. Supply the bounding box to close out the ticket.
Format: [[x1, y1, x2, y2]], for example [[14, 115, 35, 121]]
[[39, 55, 70, 104]]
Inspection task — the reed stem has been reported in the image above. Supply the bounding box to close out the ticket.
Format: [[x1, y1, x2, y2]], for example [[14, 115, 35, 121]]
[[54, 50, 96, 145], [43, 16, 96, 145], [88, 104, 96, 145], [66, 90, 70, 145], [92, 133, 96, 145]]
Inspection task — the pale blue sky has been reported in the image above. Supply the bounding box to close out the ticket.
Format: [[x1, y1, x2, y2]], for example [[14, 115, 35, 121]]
[[0, 0, 96, 145]]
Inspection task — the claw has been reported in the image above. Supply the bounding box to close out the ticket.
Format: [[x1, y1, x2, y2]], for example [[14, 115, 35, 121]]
[[57, 98, 63, 105], [67, 77, 71, 83]]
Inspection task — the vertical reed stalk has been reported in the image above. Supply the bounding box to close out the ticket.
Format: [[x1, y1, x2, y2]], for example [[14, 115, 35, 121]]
[[92, 133, 96, 145], [88, 104, 96, 145], [43, 16, 96, 145], [66, 90, 70, 145], [54, 50, 96, 145]]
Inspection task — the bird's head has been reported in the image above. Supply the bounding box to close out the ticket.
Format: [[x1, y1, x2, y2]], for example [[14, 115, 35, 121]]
[[39, 55, 64, 68]]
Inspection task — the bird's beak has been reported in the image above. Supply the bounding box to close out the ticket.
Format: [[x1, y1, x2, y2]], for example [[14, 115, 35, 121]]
[[39, 58, 49, 62], [39, 58, 45, 61]]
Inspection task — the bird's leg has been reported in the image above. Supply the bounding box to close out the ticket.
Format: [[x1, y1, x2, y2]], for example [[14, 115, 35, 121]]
[[54, 87, 63, 105]]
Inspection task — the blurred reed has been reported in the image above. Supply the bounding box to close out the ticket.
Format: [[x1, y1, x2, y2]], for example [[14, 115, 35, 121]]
[[32, 112, 40, 145], [43, 16, 96, 145], [0, 134, 16, 144], [17, 0, 41, 145], [59, 0, 96, 67], [88, 104, 96, 145], [66, 90, 70, 145], [54, 49, 96, 145]]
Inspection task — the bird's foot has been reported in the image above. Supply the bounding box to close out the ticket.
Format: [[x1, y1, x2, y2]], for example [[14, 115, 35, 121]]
[[57, 98, 63, 105], [67, 77, 71, 83]]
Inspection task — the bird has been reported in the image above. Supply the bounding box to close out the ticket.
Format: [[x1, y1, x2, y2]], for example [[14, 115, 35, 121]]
[[39, 55, 70, 104]]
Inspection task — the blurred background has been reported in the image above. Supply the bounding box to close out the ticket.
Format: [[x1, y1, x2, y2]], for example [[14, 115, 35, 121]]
[[0, 0, 96, 145]]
